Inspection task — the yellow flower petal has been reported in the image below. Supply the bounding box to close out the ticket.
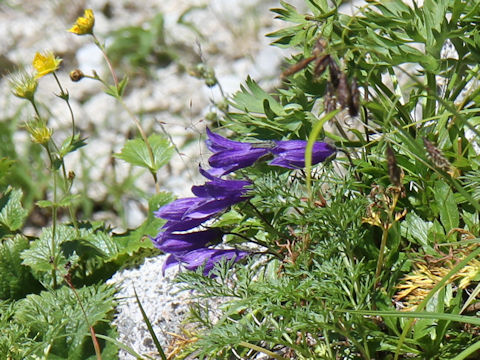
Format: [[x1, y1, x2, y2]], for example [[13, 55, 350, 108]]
[[33, 51, 62, 78], [68, 9, 95, 35]]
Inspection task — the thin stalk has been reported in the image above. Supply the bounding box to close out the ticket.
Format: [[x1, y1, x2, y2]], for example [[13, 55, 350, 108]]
[[53, 72, 76, 141], [45, 145, 58, 289], [53, 72, 80, 233], [373, 191, 399, 288], [90, 36, 159, 192], [247, 201, 285, 239], [65, 276, 102, 360], [92, 34, 118, 88], [322, 328, 334, 360], [374, 226, 389, 289], [117, 96, 159, 193], [238, 341, 288, 360], [423, 72, 437, 121], [30, 98, 41, 118], [223, 231, 282, 259]]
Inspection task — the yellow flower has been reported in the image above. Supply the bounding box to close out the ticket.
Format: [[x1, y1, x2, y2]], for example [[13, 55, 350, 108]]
[[9, 71, 38, 101], [68, 9, 95, 35], [33, 52, 62, 78], [25, 119, 53, 145]]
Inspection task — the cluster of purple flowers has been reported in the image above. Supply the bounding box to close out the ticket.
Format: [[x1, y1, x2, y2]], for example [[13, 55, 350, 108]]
[[152, 128, 336, 275], [152, 168, 250, 275]]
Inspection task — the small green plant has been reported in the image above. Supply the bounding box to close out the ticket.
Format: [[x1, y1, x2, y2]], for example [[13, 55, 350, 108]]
[[1, 8, 174, 359], [147, 1, 480, 359]]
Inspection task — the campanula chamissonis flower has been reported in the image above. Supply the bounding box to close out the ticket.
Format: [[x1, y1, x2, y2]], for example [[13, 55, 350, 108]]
[[270, 140, 336, 169], [205, 128, 336, 175], [153, 169, 252, 275], [205, 128, 270, 176]]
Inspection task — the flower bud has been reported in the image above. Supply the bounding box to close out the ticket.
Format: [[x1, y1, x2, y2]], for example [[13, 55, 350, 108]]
[[69, 69, 84, 82]]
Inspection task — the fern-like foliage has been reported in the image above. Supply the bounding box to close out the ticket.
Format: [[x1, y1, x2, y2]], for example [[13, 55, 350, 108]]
[[14, 283, 118, 359]]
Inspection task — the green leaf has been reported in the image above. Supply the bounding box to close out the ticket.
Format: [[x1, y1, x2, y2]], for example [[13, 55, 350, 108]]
[[15, 284, 117, 359], [36, 199, 54, 208], [37, 194, 81, 209], [114, 134, 174, 172], [117, 75, 129, 97], [231, 76, 285, 115], [112, 192, 174, 258], [58, 135, 87, 158], [20, 225, 78, 285], [0, 187, 28, 232], [0, 235, 43, 300], [401, 212, 433, 250], [433, 180, 459, 235]]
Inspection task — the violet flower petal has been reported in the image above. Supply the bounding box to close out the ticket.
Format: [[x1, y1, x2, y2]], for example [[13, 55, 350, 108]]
[[160, 218, 208, 232], [154, 197, 203, 221], [153, 229, 222, 254], [177, 248, 248, 275], [270, 141, 336, 169], [206, 128, 270, 176], [192, 169, 252, 198], [205, 127, 252, 153], [184, 196, 247, 219]]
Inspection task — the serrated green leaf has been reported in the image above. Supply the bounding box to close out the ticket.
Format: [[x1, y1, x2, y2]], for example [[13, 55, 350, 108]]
[[20, 225, 78, 285], [0, 187, 28, 232], [114, 134, 174, 172], [0, 235, 43, 300], [78, 227, 119, 259]]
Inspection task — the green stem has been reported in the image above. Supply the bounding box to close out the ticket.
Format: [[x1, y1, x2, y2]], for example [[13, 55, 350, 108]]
[[65, 276, 102, 360], [51, 73, 80, 234], [46, 145, 58, 289], [423, 72, 437, 121], [91, 34, 159, 192], [118, 96, 159, 193], [238, 341, 288, 360], [374, 226, 389, 289], [30, 98, 41, 118], [53, 72, 76, 141], [92, 34, 118, 88], [247, 201, 284, 239]]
